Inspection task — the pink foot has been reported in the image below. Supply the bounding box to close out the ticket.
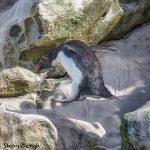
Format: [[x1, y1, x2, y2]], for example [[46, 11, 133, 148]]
[[61, 98, 75, 103], [51, 96, 87, 103], [51, 97, 76, 103]]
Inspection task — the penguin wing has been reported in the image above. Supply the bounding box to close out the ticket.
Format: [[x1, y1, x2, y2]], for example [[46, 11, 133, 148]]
[[91, 46, 117, 52]]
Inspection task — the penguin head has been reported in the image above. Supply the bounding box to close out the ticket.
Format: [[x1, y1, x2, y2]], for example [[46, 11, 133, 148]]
[[33, 49, 58, 73]]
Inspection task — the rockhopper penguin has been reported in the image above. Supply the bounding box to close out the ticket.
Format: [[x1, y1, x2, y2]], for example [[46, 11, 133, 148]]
[[33, 40, 117, 102]]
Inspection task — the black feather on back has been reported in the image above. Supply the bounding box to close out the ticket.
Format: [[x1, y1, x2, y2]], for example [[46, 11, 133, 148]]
[[60, 40, 113, 98]]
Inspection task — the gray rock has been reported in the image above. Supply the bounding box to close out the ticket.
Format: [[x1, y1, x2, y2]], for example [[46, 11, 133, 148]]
[[44, 111, 106, 150], [121, 101, 150, 150], [0, 109, 62, 150], [46, 64, 66, 78], [0, 67, 41, 97], [105, 0, 150, 40]]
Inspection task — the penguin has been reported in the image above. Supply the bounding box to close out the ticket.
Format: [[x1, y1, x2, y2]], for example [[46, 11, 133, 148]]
[[33, 40, 117, 103]]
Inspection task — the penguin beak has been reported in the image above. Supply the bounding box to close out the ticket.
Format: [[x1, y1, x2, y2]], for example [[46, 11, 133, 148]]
[[32, 55, 56, 74], [32, 61, 55, 74], [32, 64, 40, 73]]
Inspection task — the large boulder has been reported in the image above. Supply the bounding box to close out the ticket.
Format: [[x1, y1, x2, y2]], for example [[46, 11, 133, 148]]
[[121, 101, 150, 150], [0, 109, 61, 150], [105, 0, 150, 40], [0, 67, 41, 97], [46, 111, 106, 150]]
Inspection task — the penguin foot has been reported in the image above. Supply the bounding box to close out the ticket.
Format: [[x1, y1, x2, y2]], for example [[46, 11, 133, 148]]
[[51, 97, 75, 103], [62, 96, 87, 102], [51, 96, 87, 103], [62, 98, 75, 102]]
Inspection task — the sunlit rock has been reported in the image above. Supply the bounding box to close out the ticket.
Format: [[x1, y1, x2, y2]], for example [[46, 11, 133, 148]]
[[121, 101, 150, 150], [0, 67, 41, 97], [0, 110, 61, 150]]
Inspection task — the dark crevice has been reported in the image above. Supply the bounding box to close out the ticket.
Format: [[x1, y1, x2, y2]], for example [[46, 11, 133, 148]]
[[18, 34, 25, 44], [33, 14, 43, 35], [0, 62, 2, 69], [118, 0, 138, 4], [10, 25, 21, 37], [24, 16, 43, 42], [101, 12, 107, 18], [25, 17, 35, 35], [19, 46, 54, 64]]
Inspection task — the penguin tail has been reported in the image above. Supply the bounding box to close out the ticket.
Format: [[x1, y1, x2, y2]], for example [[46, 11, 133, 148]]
[[100, 86, 120, 100]]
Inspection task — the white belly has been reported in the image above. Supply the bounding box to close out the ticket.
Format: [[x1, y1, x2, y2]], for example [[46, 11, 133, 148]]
[[57, 51, 83, 82]]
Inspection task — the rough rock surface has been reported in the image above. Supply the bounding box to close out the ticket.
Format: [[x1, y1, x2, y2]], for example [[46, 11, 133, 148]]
[[0, 109, 61, 150], [45, 65, 66, 78], [0, 0, 150, 72], [42, 111, 106, 150], [121, 101, 150, 150], [105, 0, 150, 41], [0, 67, 41, 97]]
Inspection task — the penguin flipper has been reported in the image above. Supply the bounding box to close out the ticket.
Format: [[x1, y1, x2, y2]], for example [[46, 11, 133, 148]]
[[91, 46, 117, 52]]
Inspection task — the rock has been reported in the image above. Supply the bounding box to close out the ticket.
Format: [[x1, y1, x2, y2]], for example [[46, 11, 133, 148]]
[[121, 101, 150, 150], [35, 0, 122, 45], [0, 67, 41, 97], [45, 111, 106, 150], [0, 0, 149, 71], [0, 110, 61, 150], [45, 64, 66, 78], [0, 97, 37, 111], [105, 0, 150, 40]]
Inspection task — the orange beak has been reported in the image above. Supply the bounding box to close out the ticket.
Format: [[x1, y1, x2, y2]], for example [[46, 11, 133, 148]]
[[32, 64, 40, 73]]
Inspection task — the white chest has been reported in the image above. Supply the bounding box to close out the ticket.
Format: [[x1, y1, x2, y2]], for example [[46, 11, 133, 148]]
[[57, 51, 83, 82]]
